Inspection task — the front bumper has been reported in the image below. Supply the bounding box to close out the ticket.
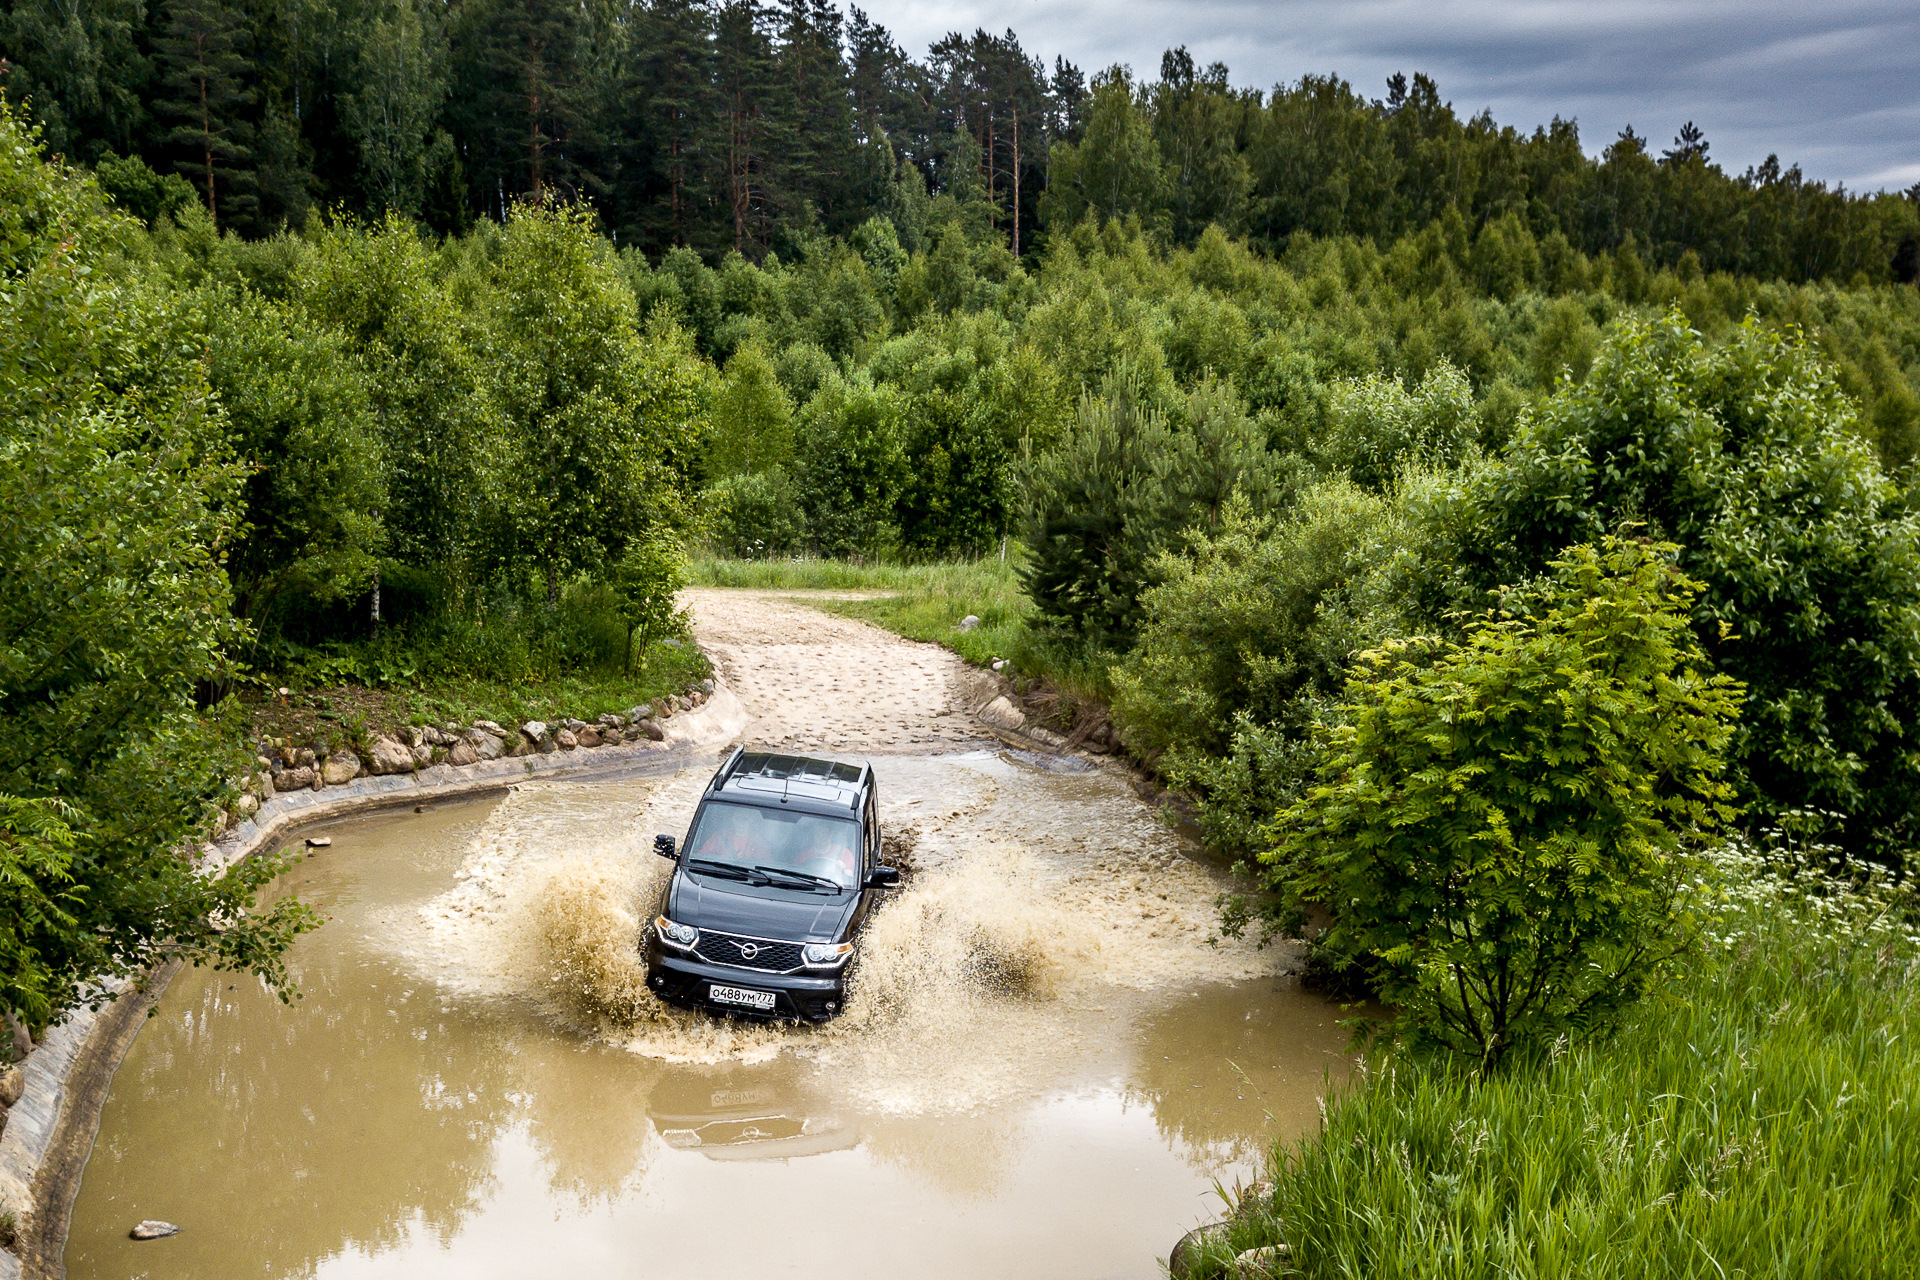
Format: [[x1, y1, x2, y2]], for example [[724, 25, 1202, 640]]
[[644, 936, 848, 1022]]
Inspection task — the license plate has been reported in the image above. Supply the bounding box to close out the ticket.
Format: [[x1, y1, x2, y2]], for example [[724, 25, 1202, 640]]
[[711, 1087, 774, 1108], [709, 984, 777, 1011]]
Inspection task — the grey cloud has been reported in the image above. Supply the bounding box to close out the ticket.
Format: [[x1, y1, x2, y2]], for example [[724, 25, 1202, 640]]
[[860, 0, 1920, 189]]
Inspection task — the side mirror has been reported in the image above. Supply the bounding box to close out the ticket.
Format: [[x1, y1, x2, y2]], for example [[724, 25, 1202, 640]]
[[654, 834, 677, 859], [864, 865, 901, 889]]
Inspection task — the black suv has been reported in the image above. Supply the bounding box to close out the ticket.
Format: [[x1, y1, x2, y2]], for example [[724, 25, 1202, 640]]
[[644, 748, 899, 1022]]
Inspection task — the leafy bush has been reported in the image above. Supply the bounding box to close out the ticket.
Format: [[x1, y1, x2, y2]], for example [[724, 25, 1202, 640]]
[[0, 796, 78, 1026], [1312, 360, 1477, 490], [92, 150, 196, 227], [791, 377, 906, 558], [607, 531, 690, 666], [896, 392, 1013, 558], [1449, 312, 1920, 860], [1112, 480, 1419, 858], [1113, 482, 1408, 763], [707, 340, 794, 477], [707, 467, 806, 558], [775, 341, 838, 401], [485, 202, 710, 598], [1269, 539, 1743, 1071], [200, 289, 387, 626], [1019, 378, 1296, 649]]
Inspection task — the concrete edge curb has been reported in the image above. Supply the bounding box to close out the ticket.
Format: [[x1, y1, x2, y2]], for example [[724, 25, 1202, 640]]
[[0, 681, 747, 1280]]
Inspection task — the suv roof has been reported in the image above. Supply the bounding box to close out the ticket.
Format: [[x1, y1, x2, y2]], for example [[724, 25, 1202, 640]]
[[704, 748, 870, 819]]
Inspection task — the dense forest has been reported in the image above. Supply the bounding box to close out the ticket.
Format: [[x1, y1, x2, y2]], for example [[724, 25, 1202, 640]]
[[4, 0, 1919, 278]]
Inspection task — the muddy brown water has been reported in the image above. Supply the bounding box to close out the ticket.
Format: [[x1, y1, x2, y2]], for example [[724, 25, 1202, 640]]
[[64, 751, 1353, 1279]]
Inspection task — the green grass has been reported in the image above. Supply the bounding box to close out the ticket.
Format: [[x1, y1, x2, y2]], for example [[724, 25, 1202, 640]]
[[1197, 858, 1920, 1279], [244, 641, 710, 749], [397, 643, 710, 728]]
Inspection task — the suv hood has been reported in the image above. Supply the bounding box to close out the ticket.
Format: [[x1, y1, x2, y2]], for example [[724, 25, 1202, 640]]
[[669, 872, 858, 943]]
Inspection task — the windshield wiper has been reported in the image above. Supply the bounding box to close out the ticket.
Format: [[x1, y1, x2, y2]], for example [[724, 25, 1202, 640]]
[[750, 865, 844, 893], [685, 858, 753, 882]]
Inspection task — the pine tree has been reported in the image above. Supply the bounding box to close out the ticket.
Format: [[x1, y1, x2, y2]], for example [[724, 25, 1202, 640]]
[[445, 0, 581, 215], [708, 0, 783, 256], [777, 0, 856, 231], [1662, 121, 1709, 167], [626, 0, 714, 249], [152, 0, 256, 226]]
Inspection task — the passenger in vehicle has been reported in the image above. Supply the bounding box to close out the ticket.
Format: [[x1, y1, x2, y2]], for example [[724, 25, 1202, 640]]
[[797, 825, 859, 885]]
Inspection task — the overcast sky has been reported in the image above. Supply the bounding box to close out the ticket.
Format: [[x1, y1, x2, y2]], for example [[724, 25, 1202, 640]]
[[857, 0, 1920, 193]]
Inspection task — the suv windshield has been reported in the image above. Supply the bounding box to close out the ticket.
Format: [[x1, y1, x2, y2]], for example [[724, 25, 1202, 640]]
[[684, 801, 861, 890]]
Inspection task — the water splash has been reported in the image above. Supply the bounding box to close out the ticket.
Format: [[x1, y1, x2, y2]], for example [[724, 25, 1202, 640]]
[[418, 754, 1293, 1085]]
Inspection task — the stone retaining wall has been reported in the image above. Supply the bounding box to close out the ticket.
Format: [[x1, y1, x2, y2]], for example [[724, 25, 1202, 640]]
[[0, 683, 747, 1280]]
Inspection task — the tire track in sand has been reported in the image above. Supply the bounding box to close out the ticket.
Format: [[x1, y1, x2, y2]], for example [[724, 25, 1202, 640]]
[[680, 588, 996, 754]]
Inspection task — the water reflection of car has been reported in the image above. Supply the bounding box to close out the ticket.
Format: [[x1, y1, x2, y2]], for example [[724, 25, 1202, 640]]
[[644, 748, 900, 1022], [648, 1072, 858, 1161]]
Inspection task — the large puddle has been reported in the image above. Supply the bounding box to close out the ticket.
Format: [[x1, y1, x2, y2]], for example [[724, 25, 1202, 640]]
[[65, 751, 1353, 1279]]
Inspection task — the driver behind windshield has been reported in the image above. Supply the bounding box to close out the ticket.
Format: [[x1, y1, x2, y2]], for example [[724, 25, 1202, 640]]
[[685, 803, 860, 888]]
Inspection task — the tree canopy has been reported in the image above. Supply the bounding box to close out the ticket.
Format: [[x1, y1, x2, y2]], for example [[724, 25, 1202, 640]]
[[0, 102, 315, 1024], [3, 0, 1914, 280]]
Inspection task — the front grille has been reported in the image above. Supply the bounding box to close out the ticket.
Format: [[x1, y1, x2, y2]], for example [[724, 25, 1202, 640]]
[[694, 930, 806, 973]]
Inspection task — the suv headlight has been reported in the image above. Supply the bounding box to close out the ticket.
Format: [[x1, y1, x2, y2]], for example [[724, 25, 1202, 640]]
[[656, 916, 698, 948], [802, 941, 854, 967]]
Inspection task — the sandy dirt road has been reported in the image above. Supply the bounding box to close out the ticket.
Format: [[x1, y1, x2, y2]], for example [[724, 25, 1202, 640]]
[[680, 588, 996, 754]]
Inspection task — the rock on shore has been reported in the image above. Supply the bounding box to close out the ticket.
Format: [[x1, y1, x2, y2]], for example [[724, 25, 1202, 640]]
[[367, 736, 414, 775]]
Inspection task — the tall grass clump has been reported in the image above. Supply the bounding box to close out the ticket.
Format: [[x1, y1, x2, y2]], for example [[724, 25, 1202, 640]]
[[1200, 840, 1920, 1279]]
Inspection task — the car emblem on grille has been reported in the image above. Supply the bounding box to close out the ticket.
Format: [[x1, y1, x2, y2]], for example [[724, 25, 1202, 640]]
[[735, 940, 761, 960]]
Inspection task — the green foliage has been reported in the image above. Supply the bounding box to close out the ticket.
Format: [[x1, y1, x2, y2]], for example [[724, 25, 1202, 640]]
[[0, 796, 78, 1027], [93, 150, 197, 226], [337, 0, 449, 218], [199, 289, 387, 623], [1040, 69, 1168, 230], [896, 391, 1013, 558], [1114, 485, 1407, 763], [298, 211, 502, 581], [1112, 481, 1418, 857], [707, 340, 794, 477], [10, 0, 1914, 291], [1270, 540, 1743, 1071], [1019, 380, 1295, 649], [774, 341, 839, 401], [1452, 313, 1920, 858], [1313, 361, 1477, 490], [0, 104, 316, 1022], [1223, 848, 1920, 1280], [791, 376, 906, 557], [606, 531, 690, 667], [487, 202, 711, 596], [707, 467, 806, 558]]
